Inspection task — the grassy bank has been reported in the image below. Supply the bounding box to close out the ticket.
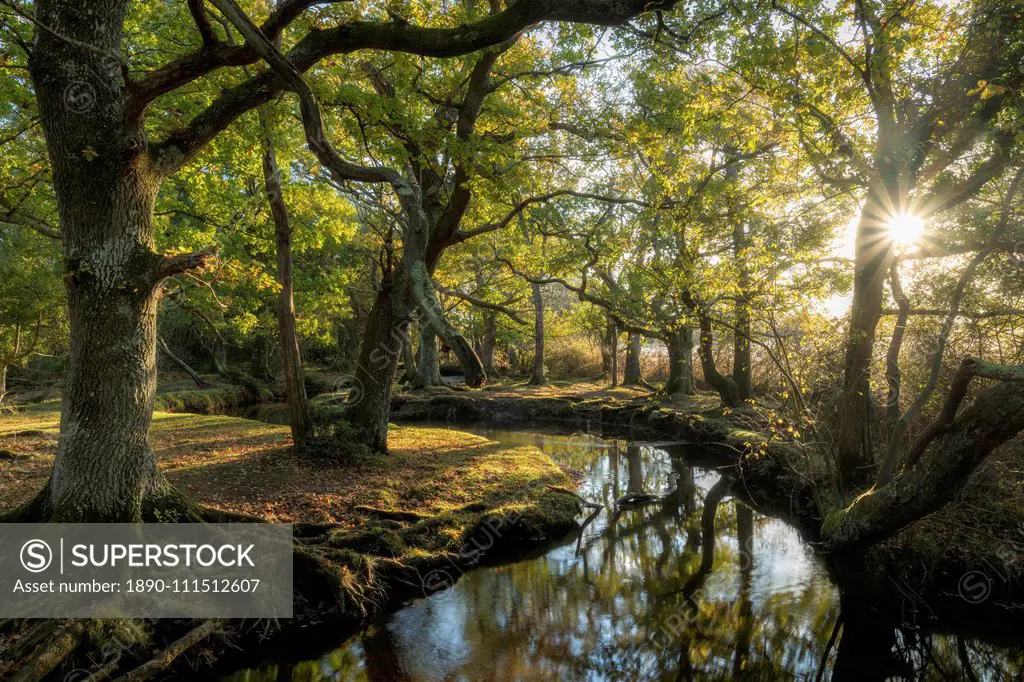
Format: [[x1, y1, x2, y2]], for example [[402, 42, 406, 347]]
[[0, 402, 579, 541], [0, 403, 580, 679]]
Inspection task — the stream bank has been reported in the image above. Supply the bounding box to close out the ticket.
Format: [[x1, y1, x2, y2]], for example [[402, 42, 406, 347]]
[[0, 406, 580, 681], [218, 425, 1024, 681], [391, 389, 1024, 621]]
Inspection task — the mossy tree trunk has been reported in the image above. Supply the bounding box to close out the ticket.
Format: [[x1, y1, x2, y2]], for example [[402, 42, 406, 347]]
[[415, 325, 444, 387], [697, 316, 740, 407], [837, 185, 895, 486], [400, 325, 417, 383], [29, 0, 211, 521], [664, 327, 695, 395], [345, 283, 410, 452], [826, 367, 1024, 549], [480, 312, 497, 377]]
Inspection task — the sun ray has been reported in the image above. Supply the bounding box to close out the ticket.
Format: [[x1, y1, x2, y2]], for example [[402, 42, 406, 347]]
[[888, 213, 925, 248]]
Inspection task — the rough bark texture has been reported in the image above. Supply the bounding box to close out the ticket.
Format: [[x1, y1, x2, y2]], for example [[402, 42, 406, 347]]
[[31, 0, 170, 521], [480, 312, 497, 377], [530, 281, 546, 385], [259, 104, 311, 446], [400, 325, 417, 383], [0, 364, 8, 404], [664, 327, 695, 395], [410, 262, 485, 387], [345, 285, 408, 451], [622, 333, 643, 386]]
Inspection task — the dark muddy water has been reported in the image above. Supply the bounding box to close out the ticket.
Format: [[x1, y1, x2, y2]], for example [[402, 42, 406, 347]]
[[215, 424, 1023, 681]]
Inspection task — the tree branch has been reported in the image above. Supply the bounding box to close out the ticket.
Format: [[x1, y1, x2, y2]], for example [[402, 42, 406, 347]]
[[149, 0, 675, 174], [206, 0, 406, 190], [187, 0, 219, 46], [155, 247, 218, 281], [435, 284, 528, 325]]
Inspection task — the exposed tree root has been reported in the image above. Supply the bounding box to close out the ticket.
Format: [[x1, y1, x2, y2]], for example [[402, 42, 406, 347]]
[[8, 620, 86, 682], [112, 619, 223, 682], [353, 505, 430, 522]]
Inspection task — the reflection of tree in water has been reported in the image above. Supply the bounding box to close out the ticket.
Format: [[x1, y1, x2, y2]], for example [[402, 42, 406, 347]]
[[350, 438, 842, 680], [227, 433, 1024, 681]]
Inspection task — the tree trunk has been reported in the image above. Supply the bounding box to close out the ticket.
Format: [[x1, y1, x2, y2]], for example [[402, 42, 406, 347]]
[[664, 328, 695, 395], [600, 319, 613, 380], [826, 373, 1024, 550], [529, 281, 546, 385], [213, 341, 230, 377], [697, 316, 740, 407], [0, 364, 7, 404], [30, 2, 177, 520], [248, 335, 274, 383], [345, 284, 408, 451], [415, 325, 443, 388], [609, 322, 619, 388], [623, 333, 643, 386], [884, 262, 910, 430], [400, 325, 417, 383], [732, 222, 754, 401], [259, 104, 311, 446], [409, 262, 485, 387], [157, 336, 206, 388], [480, 312, 497, 377], [837, 190, 896, 485], [732, 303, 753, 401]]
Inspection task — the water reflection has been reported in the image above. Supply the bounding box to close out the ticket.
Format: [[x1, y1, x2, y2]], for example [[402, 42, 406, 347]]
[[220, 428, 1024, 681]]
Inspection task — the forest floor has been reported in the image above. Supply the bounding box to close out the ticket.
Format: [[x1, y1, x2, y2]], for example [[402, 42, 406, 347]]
[[0, 403, 578, 537], [0, 399, 583, 680]]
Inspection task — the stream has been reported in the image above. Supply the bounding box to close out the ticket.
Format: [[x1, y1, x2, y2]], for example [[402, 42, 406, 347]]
[[211, 414, 1023, 680]]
